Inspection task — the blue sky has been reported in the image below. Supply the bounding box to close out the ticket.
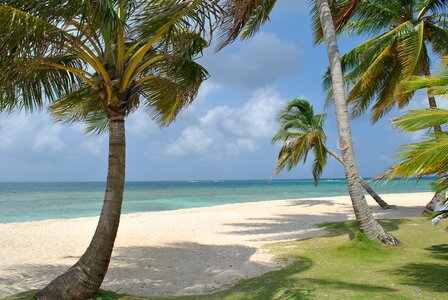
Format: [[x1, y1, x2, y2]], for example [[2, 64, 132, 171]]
[[0, 0, 442, 182]]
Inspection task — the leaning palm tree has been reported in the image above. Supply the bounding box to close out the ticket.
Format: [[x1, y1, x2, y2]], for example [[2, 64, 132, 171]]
[[321, 0, 448, 214], [272, 98, 390, 209], [0, 1, 223, 298], [218, 0, 398, 244]]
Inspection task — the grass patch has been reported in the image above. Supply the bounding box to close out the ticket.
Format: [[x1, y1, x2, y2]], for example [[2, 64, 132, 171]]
[[3, 218, 447, 300]]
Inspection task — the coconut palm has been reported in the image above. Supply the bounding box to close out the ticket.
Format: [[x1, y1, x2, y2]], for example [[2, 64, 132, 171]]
[[321, 0, 448, 214], [0, 1, 223, 298], [315, 0, 398, 244], [219, 0, 398, 244], [385, 57, 448, 217], [387, 108, 448, 218], [272, 98, 391, 209], [390, 108, 448, 179]]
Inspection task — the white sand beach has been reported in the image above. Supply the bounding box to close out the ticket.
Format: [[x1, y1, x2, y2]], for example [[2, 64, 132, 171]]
[[0, 192, 433, 298]]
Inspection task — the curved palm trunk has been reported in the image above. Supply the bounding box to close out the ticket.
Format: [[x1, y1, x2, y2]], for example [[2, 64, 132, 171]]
[[325, 147, 391, 209], [316, 0, 398, 245], [421, 65, 446, 216], [36, 116, 126, 300]]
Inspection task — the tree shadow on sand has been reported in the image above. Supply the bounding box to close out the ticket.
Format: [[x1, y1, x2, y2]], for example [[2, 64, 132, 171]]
[[0, 243, 273, 298], [222, 206, 409, 242], [2, 241, 398, 300], [391, 243, 448, 293]]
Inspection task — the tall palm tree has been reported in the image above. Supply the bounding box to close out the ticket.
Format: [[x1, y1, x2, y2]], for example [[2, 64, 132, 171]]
[[272, 98, 391, 209], [315, 0, 398, 244], [0, 1, 222, 298], [321, 0, 448, 214], [219, 0, 398, 244]]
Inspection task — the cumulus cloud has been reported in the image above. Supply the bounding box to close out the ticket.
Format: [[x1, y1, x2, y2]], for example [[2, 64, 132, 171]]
[[0, 111, 109, 158], [126, 109, 159, 138], [164, 86, 285, 157], [195, 80, 223, 103], [165, 126, 215, 157], [0, 113, 66, 153], [201, 33, 303, 89]]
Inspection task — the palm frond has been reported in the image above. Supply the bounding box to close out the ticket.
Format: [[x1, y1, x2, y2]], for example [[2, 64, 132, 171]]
[[217, 0, 277, 50], [0, 54, 84, 112], [311, 138, 328, 186], [272, 98, 328, 180], [393, 108, 448, 132], [388, 133, 448, 179], [402, 55, 448, 96], [140, 53, 208, 125]]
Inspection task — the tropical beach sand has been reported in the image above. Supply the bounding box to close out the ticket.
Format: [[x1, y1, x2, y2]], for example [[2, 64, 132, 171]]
[[0, 192, 433, 298]]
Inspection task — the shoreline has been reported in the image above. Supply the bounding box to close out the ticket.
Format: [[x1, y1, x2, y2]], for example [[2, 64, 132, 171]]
[[0, 191, 432, 225], [0, 192, 433, 297]]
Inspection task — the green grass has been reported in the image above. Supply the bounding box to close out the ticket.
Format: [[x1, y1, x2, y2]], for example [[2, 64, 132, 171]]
[[4, 217, 448, 300]]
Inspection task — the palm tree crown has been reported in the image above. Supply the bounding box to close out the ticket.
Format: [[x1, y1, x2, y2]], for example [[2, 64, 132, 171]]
[[323, 0, 448, 121], [0, 0, 219, 128], [272, 99, 328, 185]]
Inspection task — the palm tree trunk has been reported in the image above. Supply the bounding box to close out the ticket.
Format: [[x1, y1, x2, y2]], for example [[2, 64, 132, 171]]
[[422, 65, 446, 216], [36, 116, 126, 300], [325, 147, 390, 209], [316, 0, 398, 245]]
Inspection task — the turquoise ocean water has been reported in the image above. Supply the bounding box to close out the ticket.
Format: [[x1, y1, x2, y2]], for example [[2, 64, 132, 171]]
[[0, 179, 434, 223]]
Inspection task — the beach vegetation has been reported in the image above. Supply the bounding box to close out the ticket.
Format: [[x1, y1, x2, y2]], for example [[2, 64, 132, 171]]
[[321, 0, 448, 214], [384, 56, 448, 218], [220, 0, 398, 244], [0, 0, 223, 298], [272, 98, 390, 209]]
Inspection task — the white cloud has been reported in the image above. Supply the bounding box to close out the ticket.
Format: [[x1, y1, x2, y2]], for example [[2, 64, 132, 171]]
[[227, 138, 260, 155], [126, 109, 158, 138], [195, 81, 222, 103], [165, 126, 215, 157], [164, 86, 285, 157], [0, 113, 66, 153]]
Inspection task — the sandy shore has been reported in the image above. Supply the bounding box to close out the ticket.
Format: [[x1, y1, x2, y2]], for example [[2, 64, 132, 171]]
[[0, 192, 433, 297]]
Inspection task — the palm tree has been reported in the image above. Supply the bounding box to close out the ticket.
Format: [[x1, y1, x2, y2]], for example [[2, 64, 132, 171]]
[[219, 0, 398, 244], [0, 1, 222, 298], [315, 0, 398, 244], [322, 0, 448, 214], [390, 109, 448, 179], [387, 108, 448, 219], [272, 98, 391, 209], [385, 56, 448, 218]]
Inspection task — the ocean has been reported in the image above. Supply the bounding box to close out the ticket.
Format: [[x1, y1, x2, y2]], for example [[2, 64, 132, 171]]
[[0, 179, 434, 223]]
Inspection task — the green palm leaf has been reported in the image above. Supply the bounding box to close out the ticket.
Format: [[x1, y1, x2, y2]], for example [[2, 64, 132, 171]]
[[322, 0, 448, 122], [272, 98, 328, 185], [393, 108, 448, 132], [388, 133, 448, 178]]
